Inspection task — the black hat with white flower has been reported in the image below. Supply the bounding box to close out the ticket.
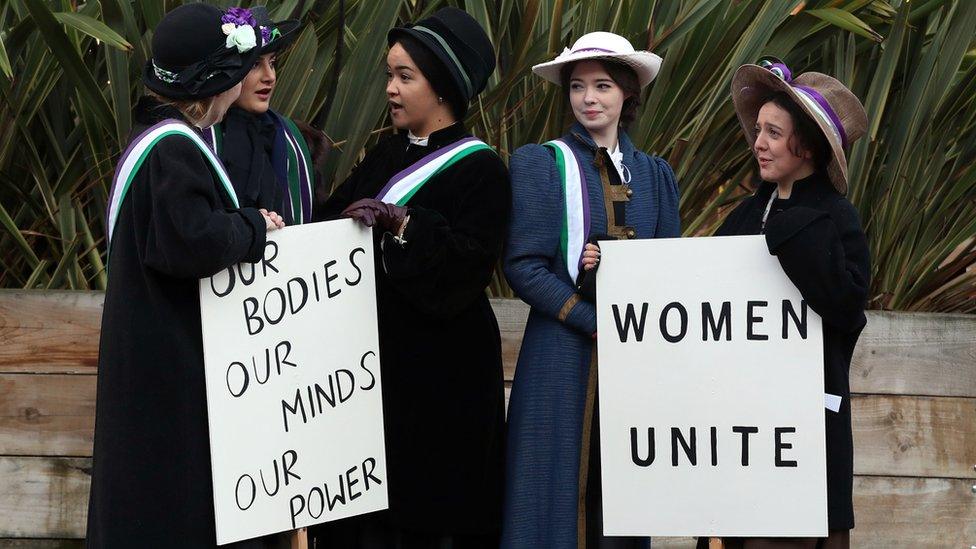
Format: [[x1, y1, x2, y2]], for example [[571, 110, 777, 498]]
[[143, 4, 261, 100]]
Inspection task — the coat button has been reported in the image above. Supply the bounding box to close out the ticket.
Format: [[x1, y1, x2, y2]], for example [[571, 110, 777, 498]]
[[625, 187, 633, 198], [626, 228, 636, 239]]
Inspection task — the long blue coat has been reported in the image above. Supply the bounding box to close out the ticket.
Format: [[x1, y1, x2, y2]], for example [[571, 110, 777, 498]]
[[502, 123, 680, 547]]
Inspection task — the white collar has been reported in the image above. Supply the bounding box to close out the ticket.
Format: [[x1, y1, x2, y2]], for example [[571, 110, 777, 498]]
[[407, 131, 429, 147], [607, 142, 630, 183]]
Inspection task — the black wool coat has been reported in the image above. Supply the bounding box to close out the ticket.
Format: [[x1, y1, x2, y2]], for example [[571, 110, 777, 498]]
[[715, 172, 870, 530], [86, 98, 271, 548], [311, 123, 510, 536]]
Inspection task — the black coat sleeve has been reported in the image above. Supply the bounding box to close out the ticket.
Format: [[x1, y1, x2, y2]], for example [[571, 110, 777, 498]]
[[379, 151, 511, 318], [136, 135, 266, 279], [763, 200, 870, 333]]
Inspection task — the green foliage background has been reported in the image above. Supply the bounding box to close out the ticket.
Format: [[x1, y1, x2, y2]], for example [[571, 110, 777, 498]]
[[0, 0, 974, 312]]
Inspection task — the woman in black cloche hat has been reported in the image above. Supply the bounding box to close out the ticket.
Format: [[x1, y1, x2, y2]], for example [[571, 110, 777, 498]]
[[309, 7, 509, 549], [207, 6, 326, 227], [86, 4, 285, 548]]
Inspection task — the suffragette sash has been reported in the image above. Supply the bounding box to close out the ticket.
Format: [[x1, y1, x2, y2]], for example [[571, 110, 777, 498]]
[[106, 120, 240, 251], [374, 137, 492, 205], [543, 139, 590, 282], [207, 113, 315, 225]]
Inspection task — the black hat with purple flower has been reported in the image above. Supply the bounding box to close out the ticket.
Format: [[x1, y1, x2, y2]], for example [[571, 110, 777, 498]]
[[143, 4, 261, 100], [250, 6, 301, 55]]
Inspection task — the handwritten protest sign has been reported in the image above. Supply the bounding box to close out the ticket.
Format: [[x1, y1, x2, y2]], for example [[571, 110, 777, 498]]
[[597, 235, 827, 537], [200, 219, 388, 545]]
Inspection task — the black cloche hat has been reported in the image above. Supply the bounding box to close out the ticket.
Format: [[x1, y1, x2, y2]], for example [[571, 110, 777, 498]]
[[387, 7, 496, 105], [143, 4, 261, 100], [251, 6, 301, 55]]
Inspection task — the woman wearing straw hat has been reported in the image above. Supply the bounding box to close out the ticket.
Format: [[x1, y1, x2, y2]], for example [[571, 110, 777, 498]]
[[87, 4, 285, 547], [309, 7, 508, 548], [701, 58, 870, 549], [502, 31, 680, 548], [206, 6, 326, 226]]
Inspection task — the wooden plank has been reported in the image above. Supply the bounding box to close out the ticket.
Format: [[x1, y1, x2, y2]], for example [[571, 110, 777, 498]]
[[491, 298, 527, 383], [649, 537, 697, 547], [0, 375, 95, 457], [0, 457, 90, 539], [4, 384, 974, 482], [0, 540, 83, 548], [852, 395, 976, 479], [3, 459, 973, 545], [1, 292, 973, 397], [850, 476, 976, 547], [0, 291, 101, 375], [851, 311, 976, 398], [492, 299, 976, 397]]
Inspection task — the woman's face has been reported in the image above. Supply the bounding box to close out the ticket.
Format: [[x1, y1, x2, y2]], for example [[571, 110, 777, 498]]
[[753, 101, 814, 184], [569, 60, 626, 134], [385, 42, 443, 134], [236, 54, 277, 114]]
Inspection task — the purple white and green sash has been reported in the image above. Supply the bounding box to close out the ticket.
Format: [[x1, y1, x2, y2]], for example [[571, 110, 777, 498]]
[[375, 137, 491, 206], [543, 139, 590, 282], [205, 113, 314, 225], [106, 120, 239, 250], [274, 115, 314, 225]]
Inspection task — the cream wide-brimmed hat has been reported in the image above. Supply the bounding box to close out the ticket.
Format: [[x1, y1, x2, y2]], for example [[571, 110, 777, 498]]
[[731, 58, 868, 194], [532, 31, 662, 88]]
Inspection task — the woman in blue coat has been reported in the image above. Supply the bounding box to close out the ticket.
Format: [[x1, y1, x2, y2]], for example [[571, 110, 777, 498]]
[[502, 32, 680, 548]]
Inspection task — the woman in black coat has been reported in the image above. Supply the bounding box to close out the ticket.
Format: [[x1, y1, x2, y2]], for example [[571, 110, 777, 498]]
[[309, 7, 509, 548], [208, 6, 326, 226], [86, 5, 284, 548], [706, 58, 870, 549]]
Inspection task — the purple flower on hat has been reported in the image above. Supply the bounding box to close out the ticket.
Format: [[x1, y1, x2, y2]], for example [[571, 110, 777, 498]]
[[260, 26, 272, 45], [757, 58, 849, 149], [222, 7, 257, 28]]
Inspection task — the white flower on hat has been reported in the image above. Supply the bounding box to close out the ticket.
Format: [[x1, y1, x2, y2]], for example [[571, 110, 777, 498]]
[[221, 23, 237, 35], [225, 24, 256, 53]]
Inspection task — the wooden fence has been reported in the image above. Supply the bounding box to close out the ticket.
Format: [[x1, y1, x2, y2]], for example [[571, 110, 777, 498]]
[[1, 291, 974, 548]]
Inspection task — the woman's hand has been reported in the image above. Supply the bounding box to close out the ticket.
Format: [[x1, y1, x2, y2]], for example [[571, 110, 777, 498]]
[[582, 242, 601, 271], [341, 198, 408, 232], [260, 209, 285, 231]]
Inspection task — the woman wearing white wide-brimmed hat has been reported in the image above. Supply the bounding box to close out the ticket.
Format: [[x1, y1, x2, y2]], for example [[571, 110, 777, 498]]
[[502, 31, 680, 549]]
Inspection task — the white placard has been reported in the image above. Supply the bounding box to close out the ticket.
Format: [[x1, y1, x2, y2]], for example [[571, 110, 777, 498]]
[[200, 219, 388, 545], [596, 235, 827, 537]]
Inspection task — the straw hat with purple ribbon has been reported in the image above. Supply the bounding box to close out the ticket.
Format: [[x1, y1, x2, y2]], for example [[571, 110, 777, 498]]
[[731, 57, 868, 194], [532, 31, 662, 89]]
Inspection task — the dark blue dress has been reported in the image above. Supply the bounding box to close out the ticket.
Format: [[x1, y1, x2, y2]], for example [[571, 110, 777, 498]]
[[502, 123, 680, 547]]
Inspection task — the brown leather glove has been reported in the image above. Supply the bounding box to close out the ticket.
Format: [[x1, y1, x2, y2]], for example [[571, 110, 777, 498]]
[[340, 198, 408, 233], [372, 201, 409, 233], [341, 198, 381, 227]]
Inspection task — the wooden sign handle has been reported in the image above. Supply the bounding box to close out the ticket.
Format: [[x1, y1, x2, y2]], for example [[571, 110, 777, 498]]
[[289, 528, 308, 549]]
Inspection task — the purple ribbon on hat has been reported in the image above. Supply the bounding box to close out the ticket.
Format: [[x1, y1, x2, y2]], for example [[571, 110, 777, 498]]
[[758, 58, 848, 148], [571, 47, 618, 54]]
